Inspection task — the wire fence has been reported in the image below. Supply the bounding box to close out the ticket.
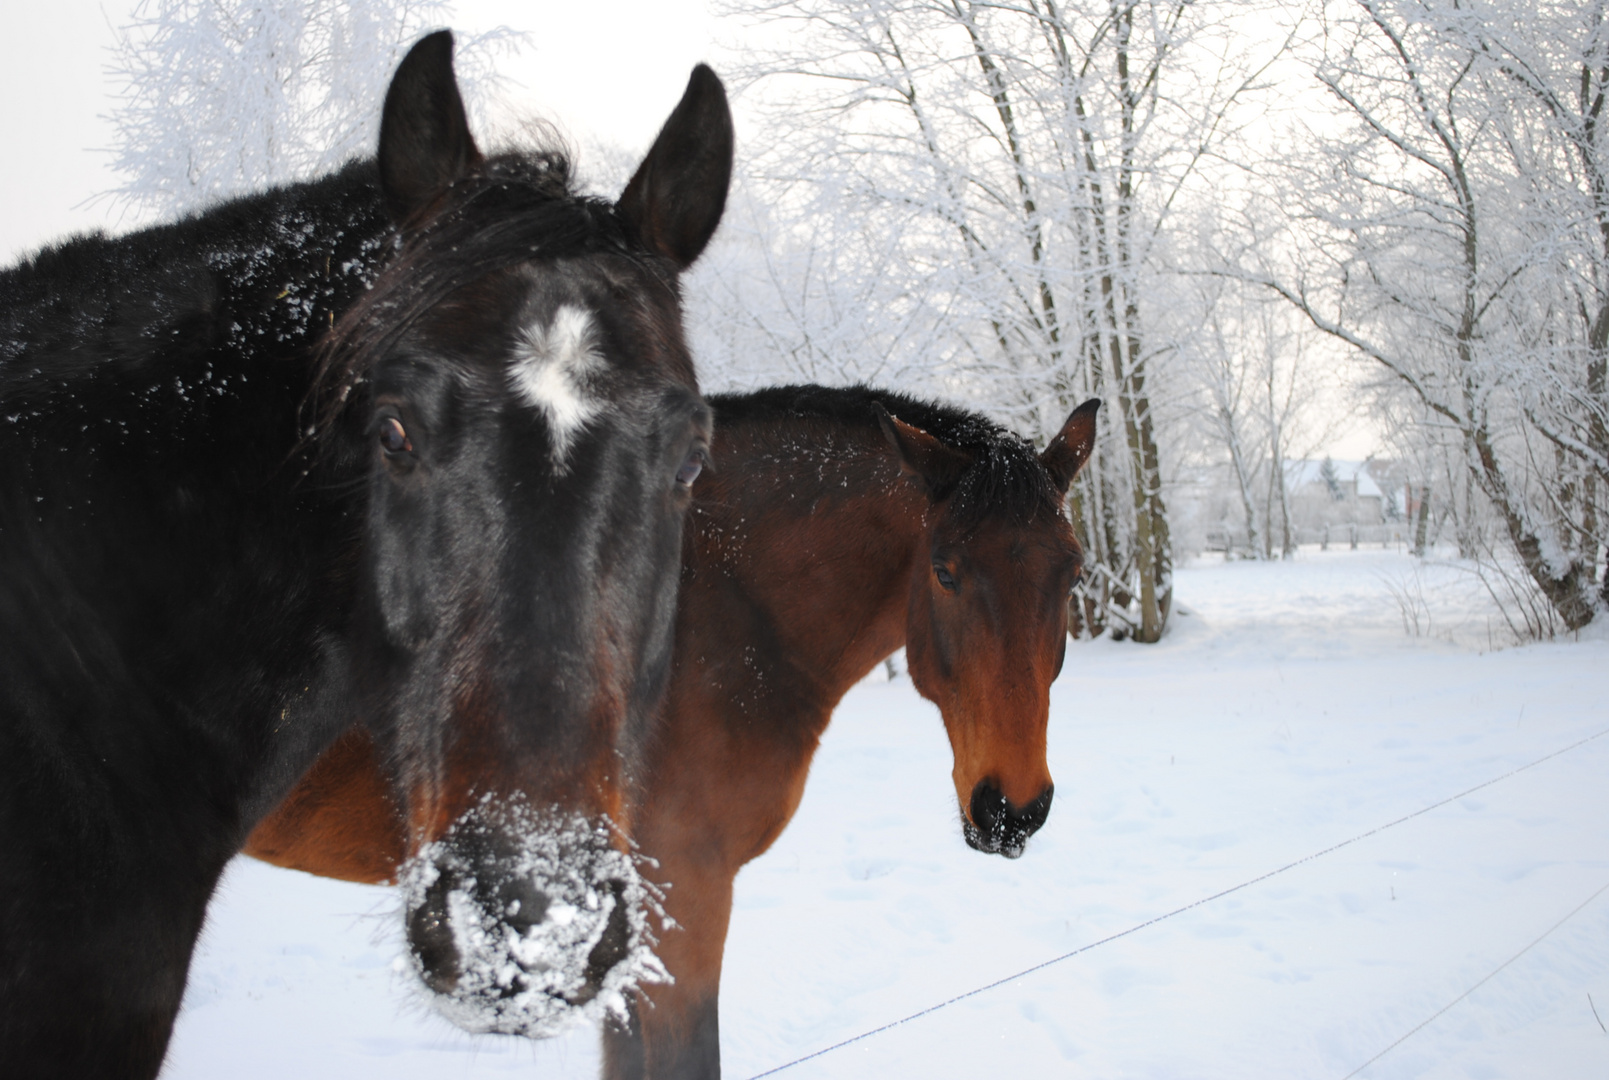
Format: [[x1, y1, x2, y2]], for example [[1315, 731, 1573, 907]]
[[1203, 523, 1414, 553], [745, 724, 1609, 1080]]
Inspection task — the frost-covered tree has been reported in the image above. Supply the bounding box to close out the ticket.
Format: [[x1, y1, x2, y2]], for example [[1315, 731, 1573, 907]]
[[1320, 457, 1343, 502], [699, 0, 1295, 641], [1236, 0, 1607, 630], [1192, 276, 1271, 559], [101, 0, 522, 218], [1174, 257, 1340, 560]]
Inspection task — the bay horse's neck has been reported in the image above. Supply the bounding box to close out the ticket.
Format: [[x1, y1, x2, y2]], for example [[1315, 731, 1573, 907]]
[[684, 413, 925, 735]]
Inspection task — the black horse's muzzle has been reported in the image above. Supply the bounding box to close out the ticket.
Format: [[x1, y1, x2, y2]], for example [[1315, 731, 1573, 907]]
[[400, 808, 663, 1037], [963, 779, 1053, 858], [407, 859, 630, 998]]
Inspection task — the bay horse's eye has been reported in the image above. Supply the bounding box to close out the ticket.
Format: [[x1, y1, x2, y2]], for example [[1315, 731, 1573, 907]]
[[933, 564, 957, 592], [1069, 567, 1084, 594], [378, 417, 412, 455], [675, 448, 706, 488]]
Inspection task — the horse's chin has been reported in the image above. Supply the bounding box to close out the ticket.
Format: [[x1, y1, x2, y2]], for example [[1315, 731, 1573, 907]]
[[400, 806, 668, 1037], [961, 817, 1029, 859], [960, 780, 1052, 859]]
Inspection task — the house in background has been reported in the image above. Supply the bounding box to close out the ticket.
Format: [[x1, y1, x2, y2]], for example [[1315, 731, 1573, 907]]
[[1285, 458, 1392, 531], [1187, 457, 1412, 555]]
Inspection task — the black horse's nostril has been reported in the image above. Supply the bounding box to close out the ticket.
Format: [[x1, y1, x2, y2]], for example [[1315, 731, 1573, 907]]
[[495, 875, 551, 936], [964, 779, 1054, 858], [408, 865, 461, 994], [573, 879, 631, 1003]]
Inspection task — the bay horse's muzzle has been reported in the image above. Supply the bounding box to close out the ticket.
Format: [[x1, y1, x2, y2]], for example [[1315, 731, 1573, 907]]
[[400, 805, 663, 1036], [964, 779, 1053, 859]]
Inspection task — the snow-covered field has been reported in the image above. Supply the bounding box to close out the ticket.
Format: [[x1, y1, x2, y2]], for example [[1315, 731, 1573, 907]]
[[162, 548, 1609, 1079]]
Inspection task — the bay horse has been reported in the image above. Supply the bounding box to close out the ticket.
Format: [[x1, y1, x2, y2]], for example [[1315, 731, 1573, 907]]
[[245, 384, 1100, 1078], [0, 32, 730, 1079]]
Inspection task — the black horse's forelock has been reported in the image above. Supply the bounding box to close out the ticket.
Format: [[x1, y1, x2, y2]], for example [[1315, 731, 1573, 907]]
[[309, 148, 664, 436], [710, 384, 1064, 531]]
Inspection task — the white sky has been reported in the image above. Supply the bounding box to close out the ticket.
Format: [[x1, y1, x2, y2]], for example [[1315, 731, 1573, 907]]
[[458, 0, 733, 166], [0, 1, 1378, 459], [0, 1, 728, 262]]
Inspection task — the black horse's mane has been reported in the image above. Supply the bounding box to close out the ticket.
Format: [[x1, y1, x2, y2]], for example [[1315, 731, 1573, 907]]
[[710, 383, 1063, 527], [0, 162, 390, 402], [0, 143, 651, 429]]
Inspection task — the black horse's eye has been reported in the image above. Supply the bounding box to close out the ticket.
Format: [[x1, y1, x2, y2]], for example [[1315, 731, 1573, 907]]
[[934, 564, 957, 592], [675, 448, 706, 488], [378, 417, 412, 455]]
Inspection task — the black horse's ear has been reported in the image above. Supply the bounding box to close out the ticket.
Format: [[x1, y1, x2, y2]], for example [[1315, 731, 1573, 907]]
[[378, 30, 483, 227], [874, 402, 973, 498], [616, 65, 734, 269], [1040, 398, 1101, 493]]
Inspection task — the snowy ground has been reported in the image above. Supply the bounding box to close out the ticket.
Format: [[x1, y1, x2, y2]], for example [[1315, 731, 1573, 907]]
[[162, 548, 1609, 1079]]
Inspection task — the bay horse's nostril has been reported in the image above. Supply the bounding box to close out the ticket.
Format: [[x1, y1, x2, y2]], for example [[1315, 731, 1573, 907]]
[[1015, 784, 1054, 834], [964, 779, 1054, 858]]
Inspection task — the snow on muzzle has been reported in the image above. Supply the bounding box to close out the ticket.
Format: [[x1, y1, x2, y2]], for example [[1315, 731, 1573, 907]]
[[401, 799, 668, 1036]]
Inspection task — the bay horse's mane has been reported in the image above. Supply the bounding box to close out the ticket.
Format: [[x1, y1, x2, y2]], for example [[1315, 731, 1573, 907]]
[[311, 147, 684, 433], [710, 383, 1066, 530]]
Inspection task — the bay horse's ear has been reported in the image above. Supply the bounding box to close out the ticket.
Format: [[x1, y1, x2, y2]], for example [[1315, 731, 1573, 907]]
[[616, 65, 734, 269], [874, 402, 973, 497], [1040, 398, 1101, 493], [378, 30, 484, 228]]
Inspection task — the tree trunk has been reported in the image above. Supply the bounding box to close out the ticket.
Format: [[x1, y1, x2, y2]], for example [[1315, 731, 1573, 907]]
[[1412, 484, 1431, 557], [1468, 428, 1597, 628], [1109, 0, 1170, 641], [1224, 411, 1261, 558]]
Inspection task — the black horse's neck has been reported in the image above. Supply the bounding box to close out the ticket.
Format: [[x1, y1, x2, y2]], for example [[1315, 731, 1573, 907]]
[[0, 163, 395, 851]]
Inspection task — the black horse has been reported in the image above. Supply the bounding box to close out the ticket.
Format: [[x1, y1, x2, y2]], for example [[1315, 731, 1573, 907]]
[[0, 32, 730, 1079]]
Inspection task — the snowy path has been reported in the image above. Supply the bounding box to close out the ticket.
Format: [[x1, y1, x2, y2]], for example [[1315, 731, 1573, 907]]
[[162, 550, 1609, 1078]]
